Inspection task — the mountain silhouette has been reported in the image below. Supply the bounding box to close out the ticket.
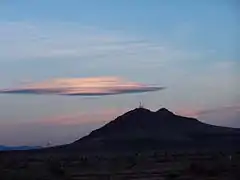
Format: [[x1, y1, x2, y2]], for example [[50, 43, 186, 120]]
[[53, 107, 239, 152]]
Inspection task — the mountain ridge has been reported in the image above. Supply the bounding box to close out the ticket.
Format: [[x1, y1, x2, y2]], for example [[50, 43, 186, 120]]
[[59, 107, 240, 152]]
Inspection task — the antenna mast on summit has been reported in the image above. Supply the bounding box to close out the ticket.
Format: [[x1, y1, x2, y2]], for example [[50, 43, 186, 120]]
[[139, 101, 144, 108]]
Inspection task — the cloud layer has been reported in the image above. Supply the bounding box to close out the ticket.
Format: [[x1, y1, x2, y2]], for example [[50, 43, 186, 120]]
[[0, 22, 164, 61], [0, 77, 164, 96], [177, 104, 240, 128]]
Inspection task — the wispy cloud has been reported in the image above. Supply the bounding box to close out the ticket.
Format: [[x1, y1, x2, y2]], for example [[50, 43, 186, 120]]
[[0, 22, 156, 60], [0, 21, 199, 63], [177, 104, 240, 117], [38, 108, 125, 125], [177, 104, 240, 127], [0, 108, 127, 146], [0, 76, 164, 96]]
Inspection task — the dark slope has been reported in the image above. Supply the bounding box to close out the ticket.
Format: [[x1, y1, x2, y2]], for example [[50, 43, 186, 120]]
[[60, 108, 240, 152]]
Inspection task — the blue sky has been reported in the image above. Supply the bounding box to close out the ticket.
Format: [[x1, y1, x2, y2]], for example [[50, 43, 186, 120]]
[[0, 0, 239, 146]]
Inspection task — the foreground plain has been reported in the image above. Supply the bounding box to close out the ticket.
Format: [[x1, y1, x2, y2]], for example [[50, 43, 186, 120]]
[[0, 150, 239, 180]]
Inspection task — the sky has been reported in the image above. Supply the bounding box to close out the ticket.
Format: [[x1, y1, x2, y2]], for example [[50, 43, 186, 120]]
[[0, 0, 239, 146]]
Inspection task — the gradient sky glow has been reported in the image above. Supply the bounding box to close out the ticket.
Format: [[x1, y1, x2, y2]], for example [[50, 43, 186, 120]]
[[0, 0, 239, 146]]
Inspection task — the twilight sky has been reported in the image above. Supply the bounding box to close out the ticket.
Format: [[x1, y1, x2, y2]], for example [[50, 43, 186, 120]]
[[0, 0, 239, 146]]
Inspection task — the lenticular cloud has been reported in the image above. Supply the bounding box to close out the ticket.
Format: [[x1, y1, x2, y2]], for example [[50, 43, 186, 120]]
[[0, 77, 164, 96]]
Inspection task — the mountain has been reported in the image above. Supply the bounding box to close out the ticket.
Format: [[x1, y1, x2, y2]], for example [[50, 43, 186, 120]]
[[1, 108, 239, 180], [0, 145, 41, 151], [57, 107, 240, 152]]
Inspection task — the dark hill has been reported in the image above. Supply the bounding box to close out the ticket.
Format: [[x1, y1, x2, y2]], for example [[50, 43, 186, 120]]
[[58, 108, 240, 152]]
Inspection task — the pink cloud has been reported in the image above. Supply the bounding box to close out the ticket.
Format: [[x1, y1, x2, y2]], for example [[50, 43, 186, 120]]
[[0, 76, 164, 96], [176, 104, 240, 127], [38, 108, 127, 125], [177, 104, 240, 117], [0, 109, 127, 146], [176, 108, 199, 118]]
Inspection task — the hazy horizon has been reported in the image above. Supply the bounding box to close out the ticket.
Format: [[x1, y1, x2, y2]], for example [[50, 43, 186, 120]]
[[0, 0, 239, 146]]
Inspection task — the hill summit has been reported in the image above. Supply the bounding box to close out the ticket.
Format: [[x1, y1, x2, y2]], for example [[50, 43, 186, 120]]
[[58, 107, 240, 152]]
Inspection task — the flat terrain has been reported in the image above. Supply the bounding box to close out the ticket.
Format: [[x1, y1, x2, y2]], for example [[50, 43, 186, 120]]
[[0, 150, 239, 180]]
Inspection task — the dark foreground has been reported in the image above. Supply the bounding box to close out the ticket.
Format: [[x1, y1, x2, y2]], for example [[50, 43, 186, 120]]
[[0, 150, 239, 180]]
